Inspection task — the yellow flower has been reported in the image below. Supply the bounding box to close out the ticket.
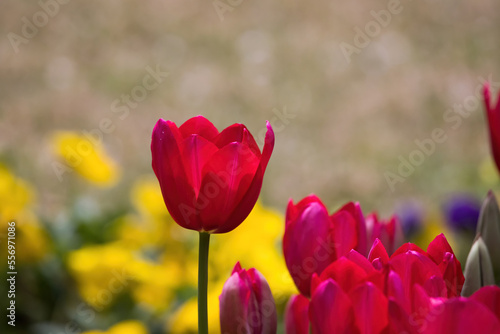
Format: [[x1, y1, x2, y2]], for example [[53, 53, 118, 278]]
[[0, 166, 50, 264], [0, 165, 35, 221], [51, 131, 120, 186], [129, 258, 182, 312], [15, 214, 50, 263], [67, 242, 136, 310], [82, 320, 148, 334], [68, 241, 184, 312]]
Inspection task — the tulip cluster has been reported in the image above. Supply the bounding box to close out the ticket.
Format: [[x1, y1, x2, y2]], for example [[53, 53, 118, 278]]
[[283, 195, 404, 297], [151, 109, 500, 334], [282, 195, 500, 334], [285, 232, 500, 333]]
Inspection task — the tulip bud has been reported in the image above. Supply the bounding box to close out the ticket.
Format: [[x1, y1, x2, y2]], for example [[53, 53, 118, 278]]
[[475, 191, 500, 283], [462, 237, 495, 297], [219, 262, 277, 334]]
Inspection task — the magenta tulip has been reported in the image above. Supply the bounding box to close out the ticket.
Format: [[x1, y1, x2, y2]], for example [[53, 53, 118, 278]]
[[151, 116, 274, 233], [283, 195, 336, 297], [283, 195, 369, 297], [219, 262, 277, 334], [484, 83, 500, 173]]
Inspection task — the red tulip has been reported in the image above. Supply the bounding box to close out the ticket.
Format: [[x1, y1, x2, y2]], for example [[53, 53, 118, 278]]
[[484, 83, 500, 173], [283, 196, 366, 297], [219, 262, 277, 334], [151, 116, 274, 233], [284, 294, 309, 334]]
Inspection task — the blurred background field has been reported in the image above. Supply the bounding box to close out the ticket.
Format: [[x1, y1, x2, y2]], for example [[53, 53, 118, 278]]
[[1, 0, 500, 333]]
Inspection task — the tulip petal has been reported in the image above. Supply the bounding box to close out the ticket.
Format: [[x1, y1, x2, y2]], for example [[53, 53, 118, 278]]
[[340, 202, 368, 256], [151, 119, 200, 230], [368, 238, 390, 265], [476, 191, 500, 284], [411, 284, 432, 327], [422, 275, 447, 298], [180, 134, 218, 197], [388, 299, 417, 334], [346, 250, 376, 274], [426, 233, 464, 297], [198, 142, 259, 232], [309, 279, 357, 334], [390, 251, 442, 307], [178, 115, 219, 140], [484, 83, 500, 173], [284, 201, 335, 297], [215, 121, 275, 233], [391, 242, 426, 258], [423, 298, 500, 334], [331, 210, 358, 259], [349, 282, 388, 334], [387, 270, 409, 314], [285, 294, 310, 334], [318, 257, 368, 293], [462, 237, 495, 296], [220, 264, 277, 334], [214, 123, 261, 157], [470, 285, 500, 323], [248, 269, 277, 334], [286, 195, 328, 227], [219, 271, 252, 333]]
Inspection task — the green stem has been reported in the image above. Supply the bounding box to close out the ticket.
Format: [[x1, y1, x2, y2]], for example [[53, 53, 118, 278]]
[[198, 232, 210, 334]]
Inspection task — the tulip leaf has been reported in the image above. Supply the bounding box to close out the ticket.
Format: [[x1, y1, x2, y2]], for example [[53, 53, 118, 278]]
[[461, 237, 495, 297], [476, 191, 500, 284]]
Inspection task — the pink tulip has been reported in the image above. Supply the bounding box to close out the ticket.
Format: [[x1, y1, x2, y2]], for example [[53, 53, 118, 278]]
[[283, 195, 337, 297], [219, 262, 277, 334], [283, 195, 367, 297], [151, 116, 274, 233]]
